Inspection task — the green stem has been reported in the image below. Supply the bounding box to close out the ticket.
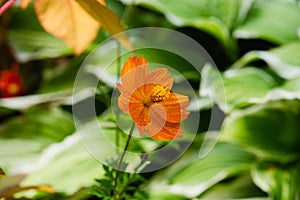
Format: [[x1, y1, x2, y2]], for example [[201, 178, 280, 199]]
[[113, 122, 135, 199], [115, 43, 121, 153], [121, 0, 136, 28]]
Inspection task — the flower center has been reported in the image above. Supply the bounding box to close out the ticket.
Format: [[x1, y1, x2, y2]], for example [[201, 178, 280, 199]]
[[151, 85, 170, 103], [7, 83, 20, 95]]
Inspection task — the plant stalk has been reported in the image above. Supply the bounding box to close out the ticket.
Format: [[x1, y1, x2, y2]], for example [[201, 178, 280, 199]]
[[112, 122, 135, 199]]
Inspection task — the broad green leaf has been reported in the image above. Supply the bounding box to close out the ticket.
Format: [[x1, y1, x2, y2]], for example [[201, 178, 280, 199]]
[[148, 142, 254, 198], [8, 29, 72, 62], [222, 67, 277, 109], [148, 192, 186, 200], [200, 64, 226, 111], [21, 133, 103, 195], [188, 96, 212, 112], [234, 42, 300, 79], [252, 160, 300, 200], [34, 0, 105, 55], [38, 55, 88, 93], [281, 76, 300, 92], [221, 100, 300, 163], [234, 0, 300, 44], [0, 90, 73, 110], [0, 108, 74, 173], [200, 64, 277, 112], [21, 119, 125, 195], [21, 118, 152, 195], [120, 0, 251, 59], [199, 174, 267, 199], [8, 6, 72, 62]]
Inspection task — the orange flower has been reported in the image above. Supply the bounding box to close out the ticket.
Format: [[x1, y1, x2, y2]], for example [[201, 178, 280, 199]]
[[0, 69, 24, 98], [116, 56, 190, 140]]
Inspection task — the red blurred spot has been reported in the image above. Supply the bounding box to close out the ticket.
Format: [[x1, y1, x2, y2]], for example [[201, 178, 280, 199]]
[[0, 70, 24, 97]]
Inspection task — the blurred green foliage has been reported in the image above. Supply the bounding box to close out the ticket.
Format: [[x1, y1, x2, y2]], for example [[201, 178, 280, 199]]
[[1, 0, 300, 199]]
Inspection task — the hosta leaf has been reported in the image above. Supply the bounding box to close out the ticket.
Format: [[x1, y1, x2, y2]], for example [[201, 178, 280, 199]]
[[234, 0, 300, 44], [252, 160, 300, 200], [34, 0, 105, 55], [120, 0, 252, 59], [221, 100, 300, 163], [200, 64, 277, 112], [20, 133, 103, 195], [21, 119, 120, 194], [0, 108, 74, 173], [199, 174, 267, 199], [148, 142, 254, 198], [8, 6, 72, 62], [235, 42, 300, 79]]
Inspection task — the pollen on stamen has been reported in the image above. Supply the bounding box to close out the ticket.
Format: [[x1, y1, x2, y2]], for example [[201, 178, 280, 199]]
[[151, 85, 170, 102]]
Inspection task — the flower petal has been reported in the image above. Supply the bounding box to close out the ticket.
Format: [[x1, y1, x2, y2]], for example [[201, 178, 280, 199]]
[[151, 122, 184, 140], [141, 104, 183, 140], [121, 65, 149, 96], [147, 68, 173, 88], [143, 104, 167, 137], [129, 102, 151, 127], [121, 55, 148, 77], [161, 93, 190, 123]]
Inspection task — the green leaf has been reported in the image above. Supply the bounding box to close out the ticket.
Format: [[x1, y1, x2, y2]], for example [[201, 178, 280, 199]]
[[8, 29, 72, 62], [148, 192, 187, 200], [252, 160, 300, 200], [221, 100, 300, 163], [148, 142, 254, 198], [200, 64, 277, 112], [281, 76, 300, 92], [234, 0, 300, 44], [121, 0, 251, 59], [0, 108, 74, 173], [20, 133, 103, 195], [38, 55, 88, 93], [8, 6, 72, 62], [235, 42, 300, 79], [199, 174, 267, 199], [200, 64, 226, 111], [222, 67, 277, 108], [0, 91, 73, 110], [21, 118, 144, 195]]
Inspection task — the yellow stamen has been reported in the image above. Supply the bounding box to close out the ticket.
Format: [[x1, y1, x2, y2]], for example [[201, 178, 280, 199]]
[[7, 83, 20, 95], [151, 85, 170, 103]]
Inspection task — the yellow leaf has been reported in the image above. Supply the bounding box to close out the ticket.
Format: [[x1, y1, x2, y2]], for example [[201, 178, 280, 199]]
[[34, 0, 105, 55], [20, 0, 31, 9], [76, 0, 133, 50]]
